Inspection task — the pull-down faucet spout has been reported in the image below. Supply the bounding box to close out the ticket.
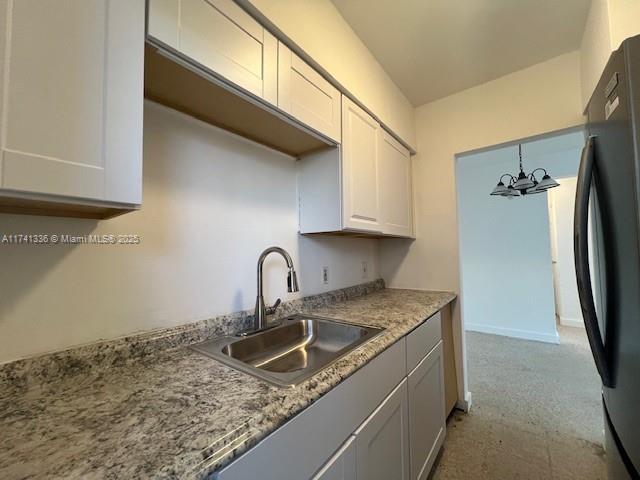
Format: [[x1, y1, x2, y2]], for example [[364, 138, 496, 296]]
[[253, 246, 299, 332]]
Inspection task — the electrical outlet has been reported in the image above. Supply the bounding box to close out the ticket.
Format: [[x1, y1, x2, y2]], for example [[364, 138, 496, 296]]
[[361, 261, 369, 279], [322, 266, 329, 285]]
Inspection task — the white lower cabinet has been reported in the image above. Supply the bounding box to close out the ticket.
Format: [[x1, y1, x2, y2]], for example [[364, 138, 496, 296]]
[[354, 379, 411, 480], [408, 342, 446, 480], [214, 315, 445, 480], [214, 340, 406, 480], [312, 436, 357, 480]]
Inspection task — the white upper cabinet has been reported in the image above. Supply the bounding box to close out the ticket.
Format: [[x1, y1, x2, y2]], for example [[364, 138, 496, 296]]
[[0, 0, 144, 215], [147, 0, 417, 168], [342, 96, 381, 232], [298, 97, 414, 238], [147, 0, 180, 48], [236, 0, 416, 151], [277, 42, 341, 143], [148, 0, 277, 104], [379, 131, 414, 237], [146, 0, 416, 235]]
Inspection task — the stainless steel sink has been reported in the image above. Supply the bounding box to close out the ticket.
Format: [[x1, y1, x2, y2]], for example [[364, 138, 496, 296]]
[[190, 314, 384, 387]]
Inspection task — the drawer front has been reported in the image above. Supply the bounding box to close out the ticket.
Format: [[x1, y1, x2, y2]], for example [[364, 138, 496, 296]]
[[215, 339, 406, 480], [406, 312, 442, 374]]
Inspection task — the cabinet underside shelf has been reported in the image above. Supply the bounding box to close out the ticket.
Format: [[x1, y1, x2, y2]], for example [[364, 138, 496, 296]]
[[0, 195, 137, 219], [302, 231, 396, 239], [144, 43, 335, 158]]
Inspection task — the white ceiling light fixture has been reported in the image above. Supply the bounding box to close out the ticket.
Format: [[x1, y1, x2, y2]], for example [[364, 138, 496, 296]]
[[490, 144, 560, 198]]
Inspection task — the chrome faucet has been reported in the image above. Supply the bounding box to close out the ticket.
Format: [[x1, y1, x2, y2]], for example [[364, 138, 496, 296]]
[[253, 246, 299, 331]]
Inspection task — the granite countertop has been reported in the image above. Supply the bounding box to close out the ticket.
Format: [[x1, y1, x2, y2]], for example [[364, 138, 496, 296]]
[[0, 287, 455, 480]]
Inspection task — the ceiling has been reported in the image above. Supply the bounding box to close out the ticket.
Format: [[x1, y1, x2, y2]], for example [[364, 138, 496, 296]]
[[331, 0, 591, 106]]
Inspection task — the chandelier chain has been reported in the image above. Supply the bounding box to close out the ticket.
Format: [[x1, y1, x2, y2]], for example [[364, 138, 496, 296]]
[[519, 144, 523, 172]]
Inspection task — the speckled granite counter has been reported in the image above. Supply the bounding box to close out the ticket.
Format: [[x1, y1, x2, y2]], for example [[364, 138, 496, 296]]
[[0, 283, 455, 480]]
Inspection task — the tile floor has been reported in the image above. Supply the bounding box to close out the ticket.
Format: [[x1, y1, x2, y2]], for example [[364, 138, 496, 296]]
[[431, 326, 606, 479]]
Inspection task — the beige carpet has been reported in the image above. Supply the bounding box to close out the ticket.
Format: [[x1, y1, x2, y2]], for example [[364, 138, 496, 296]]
[[431, 326, 606, 479]]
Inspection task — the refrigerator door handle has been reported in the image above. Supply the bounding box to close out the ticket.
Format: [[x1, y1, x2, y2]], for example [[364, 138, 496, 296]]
[[574, 135, 613, 387]]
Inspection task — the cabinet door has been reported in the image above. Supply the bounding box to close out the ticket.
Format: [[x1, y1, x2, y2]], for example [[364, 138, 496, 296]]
[[147, 0, 179, 48], [341, 96, 381, 232], [408, 342, 446, 480], [0, 0, 144, 204], [278, 43, 341, 143], [312, 436, 357, 480], [354, 379, 410, 480], [175, 0, 277, 103], [380, 130, 414, 237]]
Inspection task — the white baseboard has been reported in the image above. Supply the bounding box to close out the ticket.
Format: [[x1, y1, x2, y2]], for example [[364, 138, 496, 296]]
[[456, 391, 472, 413], [559, 316, 584, 328], [465, 323, 560, 344]]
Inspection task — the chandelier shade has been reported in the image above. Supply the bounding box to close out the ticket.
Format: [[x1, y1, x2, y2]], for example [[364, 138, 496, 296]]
[[535, 174, 560, 191], [489, 144, 560, 198], [525, 180, 545, 194], [504, 185, 520, 197], [513, 171, 535, 190], [490, 181, 508, 196]]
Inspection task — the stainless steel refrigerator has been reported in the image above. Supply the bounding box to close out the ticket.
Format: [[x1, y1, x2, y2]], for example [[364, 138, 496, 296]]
[[575, 34, 640, 479]]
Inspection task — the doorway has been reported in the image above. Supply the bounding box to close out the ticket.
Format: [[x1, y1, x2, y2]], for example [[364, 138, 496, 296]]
[[440, 128, 606, 479], [456, 130, 585, 344], [547, 176, 585, 329]]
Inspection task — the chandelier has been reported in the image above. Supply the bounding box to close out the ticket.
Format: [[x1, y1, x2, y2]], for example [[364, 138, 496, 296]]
[[490, 144, 560, 197]]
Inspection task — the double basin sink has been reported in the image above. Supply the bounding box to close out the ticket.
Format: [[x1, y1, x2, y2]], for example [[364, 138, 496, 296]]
[[191, 314, 384, 387]]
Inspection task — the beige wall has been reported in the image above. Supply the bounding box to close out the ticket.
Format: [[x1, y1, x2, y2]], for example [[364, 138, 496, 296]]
[[0, 102, 380, 364], [242, 0, 416, 150], [580, 0, 640, 109], [380, 51, 584, 405], [580, 0, 613, 109], [608, 0, 640, 51]]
